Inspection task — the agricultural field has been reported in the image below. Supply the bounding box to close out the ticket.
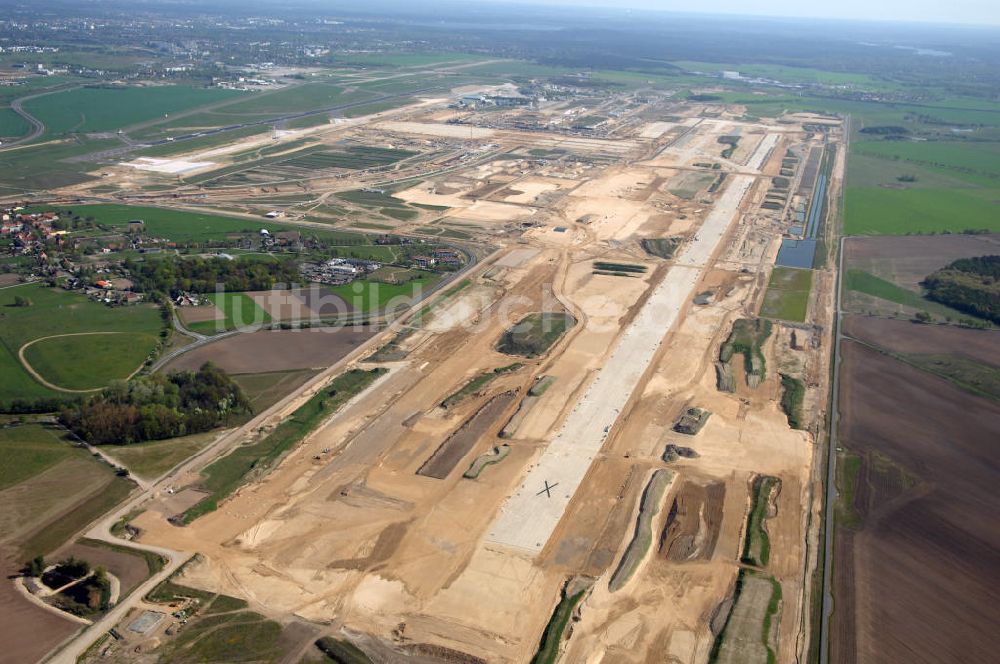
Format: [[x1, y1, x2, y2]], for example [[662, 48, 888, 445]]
[[164, 327, 378, 375], [844, 187, 1000, 235], [842, 121, 1000, 236], [0, 135, 121, 191], [0, 422, 71, 491], [843, 269, 967, 320], [0, 423, 135, 664], [36, 203, 381, 251], [843, 315, 1000, 399], [834, 337, 1000, 663], [833, 229, 1000, 662], [38, 204, 293, 244], [843, 234, 999, 322], [22, 85, 245, 138], [103, 431, 219, 481], [186, 292, 271, 335], [232, 368, 321, 413], [0, 283, 163, 404], [282, 145, 415, 170], [326, 273, 441, 313], [759, 267, 812, 322], [0, 107, 32, 140]]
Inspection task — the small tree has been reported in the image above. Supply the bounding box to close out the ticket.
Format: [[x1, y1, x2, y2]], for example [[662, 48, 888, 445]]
[[13, 295, 32, 307], [914, 310, 933, 324], [23, 555, 45, 577]]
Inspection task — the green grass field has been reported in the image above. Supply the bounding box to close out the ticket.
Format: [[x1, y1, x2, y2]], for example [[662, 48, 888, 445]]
[[232, 369, 320, 413], [155, 610, 285, 664], [836, 452, 864, 529], [0, 135, 121, 190], [845, 174, 1000, 235], [0, 283, 162, 404], [845, 134, 1000, 235], [0, 106, 32, 139], [0, 423, 135, 558], [23, 332, 158, 390], [852, 140, 1000, 180], [187, 292, 271, 334], [219, 83, 375, 116], [0, 423, 71, 490], [23, 85, 244, 137], [341, 98, 416, 118], [337, 52, 487, 67], [844, 269, 967, 319], [671, 60, 885, 87], [41, 203, 274, 243], [40, 203, 369, 245], [759, 267, 812, 322], [103, 431, 218, 480], [327, 273, 440, 313]]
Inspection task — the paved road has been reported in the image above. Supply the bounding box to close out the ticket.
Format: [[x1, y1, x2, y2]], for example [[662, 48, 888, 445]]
[[43, 349, 364, 664], [71, 87, 439, 164], [0, 84, 85, 151], [41, 249, 482, 663], [818, 114, 851, 664]]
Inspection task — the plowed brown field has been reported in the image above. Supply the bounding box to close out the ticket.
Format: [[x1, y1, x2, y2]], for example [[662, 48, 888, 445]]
[[833, 340, 1000, 663]]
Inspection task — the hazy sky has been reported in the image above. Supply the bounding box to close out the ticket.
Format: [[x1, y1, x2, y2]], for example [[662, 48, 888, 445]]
[[516, 0, 1000, 26]]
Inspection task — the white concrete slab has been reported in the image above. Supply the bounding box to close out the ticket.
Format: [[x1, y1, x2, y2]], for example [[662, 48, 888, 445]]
[[485, 145, 768, 554]]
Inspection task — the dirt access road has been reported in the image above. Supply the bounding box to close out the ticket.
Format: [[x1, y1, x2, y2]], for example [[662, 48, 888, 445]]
[[42, 331, 402, 664]]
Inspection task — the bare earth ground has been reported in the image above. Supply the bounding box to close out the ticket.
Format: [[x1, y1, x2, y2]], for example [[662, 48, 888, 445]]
[[60, 98, 834, 664], [0, 454, 132, 664], [163, 326, 378, 373], [833, 340, 1000, 663], [845, 233, 1000, 291], [0, 566, 78, 664], [57, 541, 150, 598], [842, 315, 1000, 365]]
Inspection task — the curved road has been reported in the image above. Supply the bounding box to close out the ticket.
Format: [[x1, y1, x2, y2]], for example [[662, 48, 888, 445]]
[[18, 332, 141, 393], [1, 84, 79, 150], [43, 246, 492, 664]]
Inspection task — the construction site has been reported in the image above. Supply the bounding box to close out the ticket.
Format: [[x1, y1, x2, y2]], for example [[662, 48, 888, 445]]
[[58, 86, 842, 664]]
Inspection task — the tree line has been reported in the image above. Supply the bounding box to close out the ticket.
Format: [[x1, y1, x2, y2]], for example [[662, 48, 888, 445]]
[[124, 256, 299, 297], [923, 255, 999, 324], [59, 362, 250, 445]]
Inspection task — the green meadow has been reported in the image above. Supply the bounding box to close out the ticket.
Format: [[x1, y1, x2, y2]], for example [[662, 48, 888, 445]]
[[760, 267, 813, 322], [23, 85, 245, 137], [187, 292, 271, 334], [0, 283, 162, 403], [328, 273, 441, 313], [39, 204, 367, 244]]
